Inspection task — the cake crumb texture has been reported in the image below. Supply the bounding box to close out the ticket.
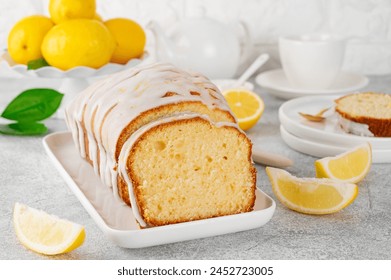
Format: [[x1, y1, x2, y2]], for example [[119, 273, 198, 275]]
[[129, 118, 256, 226]]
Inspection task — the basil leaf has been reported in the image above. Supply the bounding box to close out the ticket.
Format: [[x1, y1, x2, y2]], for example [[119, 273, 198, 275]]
[[0, 122, 48, 136], [27, 58, 49, 70], [1, 89, 63, 122]]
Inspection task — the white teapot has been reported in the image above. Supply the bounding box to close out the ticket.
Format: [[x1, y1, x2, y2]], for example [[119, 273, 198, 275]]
[[148, 17, 251, 79]]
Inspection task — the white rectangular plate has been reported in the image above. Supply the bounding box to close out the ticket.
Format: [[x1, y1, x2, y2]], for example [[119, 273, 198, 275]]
[[43, 132, 275, 248]]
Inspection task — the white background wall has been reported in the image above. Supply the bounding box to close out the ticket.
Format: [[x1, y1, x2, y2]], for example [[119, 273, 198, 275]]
[[1, 0, 391, 76]]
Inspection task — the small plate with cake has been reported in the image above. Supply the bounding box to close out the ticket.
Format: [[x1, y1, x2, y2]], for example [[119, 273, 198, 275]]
[[280, 126, 391, 162], [278, 93, 391, 163]]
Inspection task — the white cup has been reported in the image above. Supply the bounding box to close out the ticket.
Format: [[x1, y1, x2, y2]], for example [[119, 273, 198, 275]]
[[279, 34, 346, 90]]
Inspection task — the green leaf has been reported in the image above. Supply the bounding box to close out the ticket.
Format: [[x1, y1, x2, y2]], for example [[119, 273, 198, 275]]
[[27, 58, 49, 70], [0, 122, 48, 136], [1, 88, 63, 122]]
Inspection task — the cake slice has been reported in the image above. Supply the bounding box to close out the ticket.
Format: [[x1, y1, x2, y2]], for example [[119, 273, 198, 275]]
[[118, 114, 256, 227], [335, 92, 391, 137]]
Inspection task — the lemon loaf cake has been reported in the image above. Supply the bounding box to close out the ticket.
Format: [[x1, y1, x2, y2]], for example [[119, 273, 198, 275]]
[[66, 63, 256, 227], [335, 92, 391, 137]]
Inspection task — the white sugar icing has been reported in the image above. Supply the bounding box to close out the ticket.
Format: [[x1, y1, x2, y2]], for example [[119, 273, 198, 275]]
[[65, 63, 239, 226], [338, 115, 374, 137]]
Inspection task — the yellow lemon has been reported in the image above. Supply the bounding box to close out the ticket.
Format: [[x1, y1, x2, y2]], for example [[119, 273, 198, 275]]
[[104, 18, 146, 64], [266, 167, 358, 215], [41, 19, 115, 70], [7, 15, 54, 65], [222, 89, 264, 130], [13, 203, 85, 255], [315, 143, 372, 183], [94, 13, 103, 21], [49, 0, 96, 24]]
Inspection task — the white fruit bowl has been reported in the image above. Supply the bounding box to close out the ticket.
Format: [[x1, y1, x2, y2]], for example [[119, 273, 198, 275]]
[[1, 51, 148, 118], [1, 51, 147, 78]]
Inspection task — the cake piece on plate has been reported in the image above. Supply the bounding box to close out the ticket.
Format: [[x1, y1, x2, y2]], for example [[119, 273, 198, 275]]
[[335, 92, 391, 137]]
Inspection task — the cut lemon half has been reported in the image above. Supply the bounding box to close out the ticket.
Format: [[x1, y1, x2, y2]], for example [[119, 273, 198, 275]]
[[266, 167, 358, 215], [13, 203, 85, 255], [315, 143, 372, 183], [222, 89, 264, 130]]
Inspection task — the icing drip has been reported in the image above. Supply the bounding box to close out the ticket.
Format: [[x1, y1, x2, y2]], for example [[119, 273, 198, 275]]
[[338, 115, 374, 137]]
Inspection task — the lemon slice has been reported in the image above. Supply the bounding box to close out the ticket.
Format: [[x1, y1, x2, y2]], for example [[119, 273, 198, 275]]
[[222, 89, 264, 130], [13, 203, 85, 255], [266, 167, 358, 215], [315, 143, 372, 183]]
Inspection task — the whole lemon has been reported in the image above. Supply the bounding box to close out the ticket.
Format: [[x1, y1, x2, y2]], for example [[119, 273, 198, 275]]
[[104, 18, 146, 64], [41, 19, 115, 70], [94, 13, 103, 21], [8, 15, 54, 65], [49, 0, 96, 24]]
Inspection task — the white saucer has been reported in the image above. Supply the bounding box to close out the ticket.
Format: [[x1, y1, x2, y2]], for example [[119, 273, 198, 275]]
[[255, 69, 369, 99], [280, 126, 391, 163], [278, 95, 391, 150]]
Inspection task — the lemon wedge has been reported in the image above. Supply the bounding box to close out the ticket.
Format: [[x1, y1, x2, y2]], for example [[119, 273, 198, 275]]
[[13, 203, 85, 255], [222, 89, 264, 130], [315, 143, 372, 183], [266, 167, 358, 215]]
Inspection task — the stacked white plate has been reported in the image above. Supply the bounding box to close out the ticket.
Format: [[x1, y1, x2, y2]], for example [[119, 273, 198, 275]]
[[278, 95, 391, 163]]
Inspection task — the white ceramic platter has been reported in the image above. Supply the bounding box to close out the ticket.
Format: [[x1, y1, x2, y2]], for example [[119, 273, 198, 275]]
[[43, 132, 276, 248], [255, 69, 369, 99], [280, 126, 391, 163], [279, 95, 391, 151]]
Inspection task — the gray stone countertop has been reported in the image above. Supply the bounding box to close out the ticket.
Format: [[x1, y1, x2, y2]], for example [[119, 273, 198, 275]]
[[0, 75, 390, 260]]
